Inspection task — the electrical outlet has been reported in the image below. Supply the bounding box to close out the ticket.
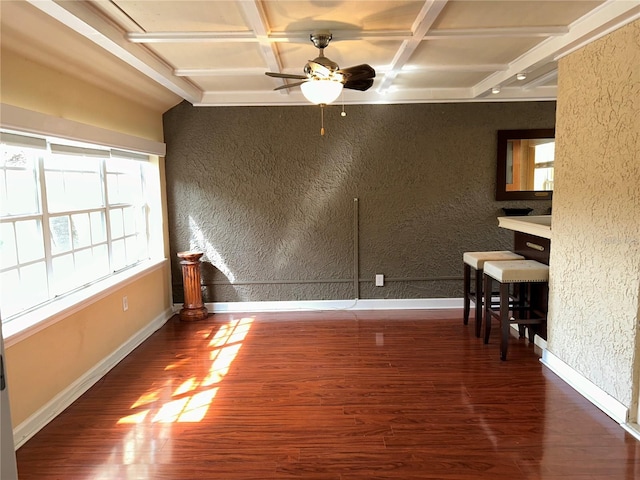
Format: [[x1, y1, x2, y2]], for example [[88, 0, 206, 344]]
[[375, 274, 384, 287], [122, 296, 128, 311]]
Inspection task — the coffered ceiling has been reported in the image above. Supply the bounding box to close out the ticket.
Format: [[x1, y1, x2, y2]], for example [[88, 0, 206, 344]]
[[2, 1, 639, 112]]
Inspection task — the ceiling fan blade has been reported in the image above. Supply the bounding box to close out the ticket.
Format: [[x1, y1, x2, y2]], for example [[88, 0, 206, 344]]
[[344, 78, 375, 92], [338, 64, 376, 82], [273, 80, 308, 91], [265, 72, 307, 80]]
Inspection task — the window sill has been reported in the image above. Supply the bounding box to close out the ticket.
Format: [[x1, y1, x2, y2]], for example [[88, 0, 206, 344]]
[[3, 258, 168, 347]]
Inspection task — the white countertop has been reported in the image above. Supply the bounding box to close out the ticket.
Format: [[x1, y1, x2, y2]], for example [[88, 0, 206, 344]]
[[498, 215, 552, 239]]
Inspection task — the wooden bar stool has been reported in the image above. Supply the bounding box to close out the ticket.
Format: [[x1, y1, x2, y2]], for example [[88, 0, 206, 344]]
[[463, 251, 524, 337], [482, 259, 549, 361]]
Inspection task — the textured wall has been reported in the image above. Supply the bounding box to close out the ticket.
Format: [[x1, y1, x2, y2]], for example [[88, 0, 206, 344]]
[[549, 20, 640, 407], [163, 101, 555, 303]]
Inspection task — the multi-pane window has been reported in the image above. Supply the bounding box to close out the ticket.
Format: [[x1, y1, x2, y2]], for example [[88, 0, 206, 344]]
[[0, 131, 152, 322]]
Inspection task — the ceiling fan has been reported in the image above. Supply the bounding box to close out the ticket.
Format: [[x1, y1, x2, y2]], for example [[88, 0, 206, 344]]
[[265, 30, 376, 105]]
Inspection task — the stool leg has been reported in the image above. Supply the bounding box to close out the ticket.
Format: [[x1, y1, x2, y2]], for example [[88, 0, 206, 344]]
[[463, 263, 471, 325], [518, 324, 526, 338], [483, 274, 492, 344], [500, 282, 510, 361], [474, 267, 483, 338], [512, 283, 525, 338], [528, 325, 537, 343]]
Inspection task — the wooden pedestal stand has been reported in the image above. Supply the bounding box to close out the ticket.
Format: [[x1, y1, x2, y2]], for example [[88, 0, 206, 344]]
[[177, 251, 208, 321]]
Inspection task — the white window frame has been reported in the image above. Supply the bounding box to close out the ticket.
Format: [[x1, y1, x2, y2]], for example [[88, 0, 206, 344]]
[[0, 104, 167, 346]]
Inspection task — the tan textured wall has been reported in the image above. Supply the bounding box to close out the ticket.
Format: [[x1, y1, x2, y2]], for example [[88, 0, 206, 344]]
[[163, 101, 556, 303], [1, 49, 173, 426], [549, 20, 640, 407]]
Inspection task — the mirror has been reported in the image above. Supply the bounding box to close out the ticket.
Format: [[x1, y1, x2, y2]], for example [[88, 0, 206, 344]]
[[496, 129, 555, 201]]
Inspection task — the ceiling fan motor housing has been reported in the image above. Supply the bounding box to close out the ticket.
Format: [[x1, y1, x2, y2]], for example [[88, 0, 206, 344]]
[[305, 56, 340, 75]]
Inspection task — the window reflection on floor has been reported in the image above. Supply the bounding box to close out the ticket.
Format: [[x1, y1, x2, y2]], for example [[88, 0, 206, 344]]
[[118, 317, 253, 425], [92, 316, 255, 474]]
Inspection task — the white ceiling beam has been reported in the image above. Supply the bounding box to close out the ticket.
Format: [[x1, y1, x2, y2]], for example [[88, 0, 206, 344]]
[[126, 26, 572, 44], [26, 0, 202, 104], [402, 64, 507, 73], [376, 0, 449, 93], [472, 0, 640, 98], [196, 84, 556, 107], [423, 26, 569, 39], [128, 31, 257, 43], [237, 0, 288, 95], [196, 87, 474, 107], [175, 68, 269, 77], [476, 85, 558, 101], [523, 70, 558, 90], [268, 30, 412, 43], [175, 63, 507, 78], [552, 0, 640, 60], [197, 88, 319, 107], [128, 30, 413, 44]]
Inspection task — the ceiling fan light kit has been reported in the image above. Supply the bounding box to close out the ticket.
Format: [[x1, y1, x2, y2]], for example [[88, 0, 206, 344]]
[[300, 78, 344, 105]]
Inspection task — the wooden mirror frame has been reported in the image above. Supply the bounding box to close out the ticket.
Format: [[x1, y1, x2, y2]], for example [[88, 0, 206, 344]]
[[496, 128, 555, 201]]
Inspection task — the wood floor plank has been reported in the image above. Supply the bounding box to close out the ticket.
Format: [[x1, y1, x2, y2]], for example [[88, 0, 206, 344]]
[[15, 310, 639, 479]]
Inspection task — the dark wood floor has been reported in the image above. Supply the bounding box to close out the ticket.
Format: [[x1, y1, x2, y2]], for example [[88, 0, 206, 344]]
[[16, 310, 639, 479]]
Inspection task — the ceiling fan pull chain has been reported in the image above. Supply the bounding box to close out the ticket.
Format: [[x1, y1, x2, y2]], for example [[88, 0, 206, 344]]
[[320, 104, 325, 136]]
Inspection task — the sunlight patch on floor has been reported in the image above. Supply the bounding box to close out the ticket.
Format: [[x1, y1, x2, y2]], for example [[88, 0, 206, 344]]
[[117, 316, 254, 426]]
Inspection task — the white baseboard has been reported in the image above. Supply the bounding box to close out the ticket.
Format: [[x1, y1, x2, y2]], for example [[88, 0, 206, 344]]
[[185, 297, 464, 313], [13, 307, 174, 449], [541, 349, 628, 425]]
